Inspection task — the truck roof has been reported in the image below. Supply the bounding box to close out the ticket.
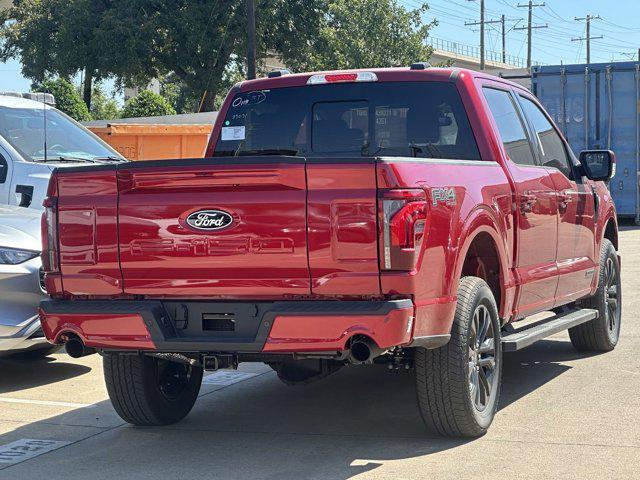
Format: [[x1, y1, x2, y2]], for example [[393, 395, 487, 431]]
[[0, 93, 54, 110], [235, 66, 526, 92]]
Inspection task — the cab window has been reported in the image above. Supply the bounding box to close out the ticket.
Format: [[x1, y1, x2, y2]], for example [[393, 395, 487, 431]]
[[518, 95, 573, 179], [483, 87, 536, 167]]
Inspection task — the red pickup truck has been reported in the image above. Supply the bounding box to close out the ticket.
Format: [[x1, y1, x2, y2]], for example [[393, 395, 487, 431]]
[[39, 65, 621, 437]]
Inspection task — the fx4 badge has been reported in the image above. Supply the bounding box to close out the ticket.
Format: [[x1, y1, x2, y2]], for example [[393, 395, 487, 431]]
[[431, 187, 457, 206], [185, 209, 234, 231]]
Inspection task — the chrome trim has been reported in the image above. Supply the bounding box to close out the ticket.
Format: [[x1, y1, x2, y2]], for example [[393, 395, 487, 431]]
[[379, 156, 499, 167]]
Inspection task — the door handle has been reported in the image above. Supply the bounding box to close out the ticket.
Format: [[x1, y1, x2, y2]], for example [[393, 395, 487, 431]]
[[520, 193, 537, 213], [558, 191, 575, 209]]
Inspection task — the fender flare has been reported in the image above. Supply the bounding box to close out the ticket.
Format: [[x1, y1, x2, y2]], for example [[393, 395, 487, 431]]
[[599, 209, 618, 251], [449, 205, 512, 316]]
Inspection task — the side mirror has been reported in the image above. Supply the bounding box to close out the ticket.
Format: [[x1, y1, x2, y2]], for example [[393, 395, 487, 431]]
[[579, 150, 616, 182], [0, 156, 6, 183]]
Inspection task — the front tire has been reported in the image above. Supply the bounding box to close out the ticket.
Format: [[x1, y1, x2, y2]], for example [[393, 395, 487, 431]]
[[569, 239, 621, 352], [415, 276, 502, 437], [103, 354, 203, 426]]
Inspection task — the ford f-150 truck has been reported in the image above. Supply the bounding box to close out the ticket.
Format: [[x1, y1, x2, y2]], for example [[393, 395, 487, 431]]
[[38, 65, 621, 437]]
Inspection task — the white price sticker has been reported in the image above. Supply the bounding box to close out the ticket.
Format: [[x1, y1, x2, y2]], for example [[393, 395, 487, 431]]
[[221, 126, 246, 141]]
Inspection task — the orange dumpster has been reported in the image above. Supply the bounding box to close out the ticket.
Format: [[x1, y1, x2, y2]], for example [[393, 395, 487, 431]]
[[88, 124, 212, 161]]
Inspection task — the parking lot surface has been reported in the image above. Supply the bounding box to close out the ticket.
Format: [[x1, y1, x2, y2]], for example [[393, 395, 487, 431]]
[[0, 227, 639, 479]]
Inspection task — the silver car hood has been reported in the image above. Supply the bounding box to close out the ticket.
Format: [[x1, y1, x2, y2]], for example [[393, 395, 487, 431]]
[[0, 205, 42, 252]]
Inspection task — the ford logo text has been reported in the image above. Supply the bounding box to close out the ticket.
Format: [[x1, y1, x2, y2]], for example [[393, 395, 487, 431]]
[[186, 210, 234, 231]]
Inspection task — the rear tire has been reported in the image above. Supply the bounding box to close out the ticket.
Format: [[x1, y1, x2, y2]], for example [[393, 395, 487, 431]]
[[415, 276, 502, 437], [103, 353, 203, 426], [569, 239, 621, 352]]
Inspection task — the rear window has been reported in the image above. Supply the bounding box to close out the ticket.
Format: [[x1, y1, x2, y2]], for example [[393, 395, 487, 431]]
[[214, 82, 481, 160]]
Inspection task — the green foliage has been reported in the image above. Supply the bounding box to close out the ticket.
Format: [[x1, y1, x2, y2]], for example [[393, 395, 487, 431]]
[[159, 74, 201, 114], [2, 0, 435, 113], [0, 0, 157, 108], [284, 0, 435, 72], [91, 85, 121, 120], [39, 79, 91, 121], [121, 90, 176, 119], [116, 0, 328, 111]]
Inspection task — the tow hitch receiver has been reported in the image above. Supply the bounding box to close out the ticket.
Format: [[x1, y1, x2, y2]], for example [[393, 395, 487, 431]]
[[202, 354, 237, 371]]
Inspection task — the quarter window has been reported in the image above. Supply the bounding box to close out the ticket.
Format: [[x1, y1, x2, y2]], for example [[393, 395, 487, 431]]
[[483, 88, 536, 167]]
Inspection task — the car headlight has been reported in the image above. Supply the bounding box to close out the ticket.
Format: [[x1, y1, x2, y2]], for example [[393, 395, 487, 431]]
[[0, 247, 40, 265]]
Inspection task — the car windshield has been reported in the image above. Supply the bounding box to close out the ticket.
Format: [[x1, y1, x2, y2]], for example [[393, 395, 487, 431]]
[[0, 105, 122, 162], [213, 81, 481, 160]]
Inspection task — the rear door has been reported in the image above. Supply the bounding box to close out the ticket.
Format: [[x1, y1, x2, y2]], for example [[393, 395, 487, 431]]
[[117, 158, 310, 297], [482, 85, 559, 317]]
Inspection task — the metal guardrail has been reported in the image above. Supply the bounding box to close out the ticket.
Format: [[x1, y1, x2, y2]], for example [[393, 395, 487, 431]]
[[427, 37, 540, 68]]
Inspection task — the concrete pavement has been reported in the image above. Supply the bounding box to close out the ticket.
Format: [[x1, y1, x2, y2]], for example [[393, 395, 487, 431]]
[[0, 227, 639, 479]]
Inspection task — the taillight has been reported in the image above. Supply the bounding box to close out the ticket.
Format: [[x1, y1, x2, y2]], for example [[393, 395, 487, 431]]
[[41, 174, 59, 274], [379, 189, 428, 271]]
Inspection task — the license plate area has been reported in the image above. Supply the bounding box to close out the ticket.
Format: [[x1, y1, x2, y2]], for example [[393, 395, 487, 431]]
[[163, 302, 263, 341], [202, 313, 236, 332]]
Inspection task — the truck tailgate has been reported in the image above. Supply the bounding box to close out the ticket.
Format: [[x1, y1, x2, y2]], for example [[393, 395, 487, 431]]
[[117, 159, 310, 296], [306, 161, 380, 295]]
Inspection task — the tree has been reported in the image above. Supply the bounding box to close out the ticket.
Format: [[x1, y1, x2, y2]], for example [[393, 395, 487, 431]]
[[284, 0, 435, 72], [39, 79, 91, 122], [0, 0, 157, 110], [2, 0, 435, 114], [121, 90, 176, 118], [91, 84, 121, 120], [119, 0, 327, 111]]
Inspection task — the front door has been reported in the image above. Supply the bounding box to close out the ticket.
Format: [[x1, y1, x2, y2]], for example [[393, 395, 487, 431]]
[[516, 94, 597, 304], [482, 86, 559, 317]]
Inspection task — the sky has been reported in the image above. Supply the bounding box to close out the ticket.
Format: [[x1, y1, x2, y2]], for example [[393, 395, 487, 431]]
[[417, 0, 640, 66], [2, 0, 640, 94]]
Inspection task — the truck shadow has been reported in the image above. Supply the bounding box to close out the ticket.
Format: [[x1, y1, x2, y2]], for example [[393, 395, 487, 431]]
[[0, 354, 91, 395], [0, 338, 594, 479]]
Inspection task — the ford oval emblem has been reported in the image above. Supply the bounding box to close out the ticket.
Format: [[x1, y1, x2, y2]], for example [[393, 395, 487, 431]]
[[186, 210, 234, 231]]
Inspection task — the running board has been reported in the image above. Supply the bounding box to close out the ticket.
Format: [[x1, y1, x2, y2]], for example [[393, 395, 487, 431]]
[[501, 308, 598, 352]]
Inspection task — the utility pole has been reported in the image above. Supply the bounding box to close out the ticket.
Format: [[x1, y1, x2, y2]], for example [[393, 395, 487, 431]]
[[501, 14, 506, 64], [572, 15, 603, 64], [514, 1, 547, 68], [247, 0, 256, 79], [466, 0, 502, 70]]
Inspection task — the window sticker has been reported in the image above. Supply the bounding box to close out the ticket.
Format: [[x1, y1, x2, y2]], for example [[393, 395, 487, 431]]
[[221, 125, 246, 141]]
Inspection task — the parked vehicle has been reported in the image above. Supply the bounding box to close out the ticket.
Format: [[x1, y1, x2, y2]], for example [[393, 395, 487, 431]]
[[38, 66, 621, 437], [532, 62, 640, 222], [0, 205, 54, 357], [0, 93, 125, 210]]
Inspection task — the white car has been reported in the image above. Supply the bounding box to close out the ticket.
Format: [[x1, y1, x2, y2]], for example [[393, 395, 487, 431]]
[[0, 205, 54, 356], [0, 93, 124, 210]]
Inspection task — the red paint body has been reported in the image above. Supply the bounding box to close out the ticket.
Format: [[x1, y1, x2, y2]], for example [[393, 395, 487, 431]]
[[39, 67, 618, 355]]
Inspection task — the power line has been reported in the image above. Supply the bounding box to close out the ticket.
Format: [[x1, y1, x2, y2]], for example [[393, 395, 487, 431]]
[[572, 15, 603, 64], [513, 1, 548, 68], [465, 0, 503, 69]]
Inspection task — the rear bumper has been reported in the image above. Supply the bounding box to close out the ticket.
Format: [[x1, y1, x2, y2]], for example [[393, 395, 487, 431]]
[[38, 299, 446, 354]]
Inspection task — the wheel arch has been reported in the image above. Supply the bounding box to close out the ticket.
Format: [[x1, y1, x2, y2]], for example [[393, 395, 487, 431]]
[[602, 213, 618, 251], [452, 207, 512, 319]]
